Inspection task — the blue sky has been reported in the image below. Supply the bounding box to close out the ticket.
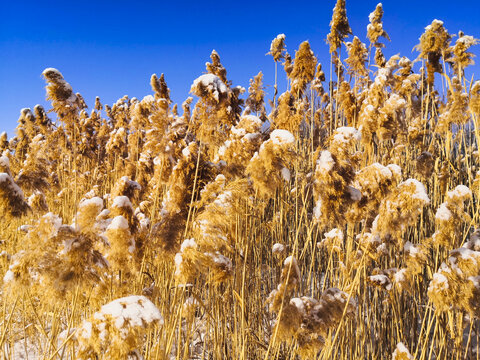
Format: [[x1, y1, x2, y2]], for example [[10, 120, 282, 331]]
[[1, 0, 480, 136]]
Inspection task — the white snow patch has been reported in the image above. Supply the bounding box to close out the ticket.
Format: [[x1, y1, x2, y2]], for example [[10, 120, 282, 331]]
[[324, 228, 344, 240], [180, 238, 197, 252], [402, 179, 430, 204], [283, 256, 301, 280], [79, 196, 104, 211], [333, 126, 361, 143], [107, 215, 129, 231], [369, 274, 392, 290], [230, 126, 246, 137], [182, 146, 191, 157], [387, 164, 402, 178], [270, 129, 295, 146], [435, 203, 452, 221], [290, 297, 306, 316], [0, 173, 25, 199], [316, 150, 335, 173], [43, 212, 62, 234], [392, 342, 413, 360], [112, 196, 133, 210], [371, 163, 393, 178], [404, 241, 420, 257], [191, 74, 228, 103], [3, 269, 14, 283], [205, 252, 232, 272], [272, 243, 285, 254], [281, 167, 291, 182], [0, 155, 9, 168], [429, 272, 449, 291], [92, 295, 163, 332], [313, 199, 322, 220], [447, 185, 471, 200], [241, 114, 262, 127], [394, 268, 407, 283]]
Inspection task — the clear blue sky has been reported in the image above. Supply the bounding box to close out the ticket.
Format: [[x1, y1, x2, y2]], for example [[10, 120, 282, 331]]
[[1, 0, 480, 136]]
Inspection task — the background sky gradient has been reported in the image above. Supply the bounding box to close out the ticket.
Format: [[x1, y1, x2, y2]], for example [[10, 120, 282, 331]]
[[1, 0, 480, 136]]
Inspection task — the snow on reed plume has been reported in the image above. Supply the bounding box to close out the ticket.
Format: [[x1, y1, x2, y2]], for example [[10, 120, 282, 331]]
[[76, 295, 163, 359], [267, 256, 357, 358]]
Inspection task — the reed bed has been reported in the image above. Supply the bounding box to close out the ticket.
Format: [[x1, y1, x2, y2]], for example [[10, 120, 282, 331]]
[[1, 1, 480, 359]]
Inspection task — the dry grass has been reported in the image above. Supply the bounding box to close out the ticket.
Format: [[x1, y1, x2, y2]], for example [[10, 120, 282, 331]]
[[1, 2, 480, 359]]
